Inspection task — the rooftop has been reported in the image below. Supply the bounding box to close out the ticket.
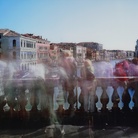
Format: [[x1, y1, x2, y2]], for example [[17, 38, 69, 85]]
[[0, 29, 20, 37]]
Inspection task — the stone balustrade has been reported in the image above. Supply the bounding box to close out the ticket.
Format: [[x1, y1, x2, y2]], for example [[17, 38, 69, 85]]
[[0, 77, 138, 129]]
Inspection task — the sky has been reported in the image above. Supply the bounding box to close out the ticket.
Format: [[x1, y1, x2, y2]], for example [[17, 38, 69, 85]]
[[1, 0, 138, 51]]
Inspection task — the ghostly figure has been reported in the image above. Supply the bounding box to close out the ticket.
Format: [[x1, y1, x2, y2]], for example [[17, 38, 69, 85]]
[[58, 50, 76, 80], [80, 59, 96, 112], [45, 50, 76, 136], [58, 50, 77, 95]]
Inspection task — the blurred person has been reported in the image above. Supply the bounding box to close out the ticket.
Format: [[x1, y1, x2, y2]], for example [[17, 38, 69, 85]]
[[80, 58, 96, 112]]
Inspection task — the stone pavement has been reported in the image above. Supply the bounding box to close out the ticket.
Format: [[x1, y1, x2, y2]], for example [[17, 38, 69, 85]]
[[1, 125, 138, 138]]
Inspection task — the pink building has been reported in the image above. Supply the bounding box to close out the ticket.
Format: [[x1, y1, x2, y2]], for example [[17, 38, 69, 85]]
[[35, 36, 50, 64], [22, 34, 50, 64]]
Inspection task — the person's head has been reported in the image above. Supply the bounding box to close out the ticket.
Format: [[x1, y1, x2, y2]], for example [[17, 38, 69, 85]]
[[82, 59, 95, 81]]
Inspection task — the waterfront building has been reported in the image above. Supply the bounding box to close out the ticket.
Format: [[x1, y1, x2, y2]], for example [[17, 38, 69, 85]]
[[22, 34, 50, 64], [126, 50, 134, 58], [0, 29, 50, 72], [0, 29, 37, 71]]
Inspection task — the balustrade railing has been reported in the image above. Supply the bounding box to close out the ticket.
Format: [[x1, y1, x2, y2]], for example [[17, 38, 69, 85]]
[[0, 77, 138, 129]]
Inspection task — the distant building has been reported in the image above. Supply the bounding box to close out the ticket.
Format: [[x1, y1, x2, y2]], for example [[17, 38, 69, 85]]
[[126, 50, 134, 58], [135, 40, 138, 57], [0, 29, 37, 71], [52, 42, 76, 56], [0, 29, 50, 71], [51, 42, 86, 60], [22, 33, 50, 64], [77, 42, 103, 51], [74, 45, 86, 60]]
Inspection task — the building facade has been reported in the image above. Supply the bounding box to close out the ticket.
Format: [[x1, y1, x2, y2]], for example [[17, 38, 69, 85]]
[[0, 29, 37, 71], [74, 45, 86, 61], [22, 34, 50, 64], [77, 42, 103, 51]]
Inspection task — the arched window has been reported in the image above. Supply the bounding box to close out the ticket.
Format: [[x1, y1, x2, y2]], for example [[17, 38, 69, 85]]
[[13, 39, 16, 47]]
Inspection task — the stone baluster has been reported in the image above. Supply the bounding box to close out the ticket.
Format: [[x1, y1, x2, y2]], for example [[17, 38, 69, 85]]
[[121, 82, 131, 125], [0, 95, 5, 117], [30, 86, 38, 112], [44, 79, 56, 126], [55, 83, 65, 128], [37, 91, 41, 111], [96, 81, 109, 128], [35, 79, 46, 112], [100, 85, 109, 112], [3, 80, 14, 120], [79, 86, 84, 111], [94, 87, 98, 113], [36, 79, 48, 120], [8, 87, 17, 120], [13, 88, 21, 119], [129, 81, 138, 125], [67, 82, 76, 115], [132, 81, 138, 111], [3, 96, 10, 112], [89, 81, 98, 128], [25, 89, 32, 112], [24, 92, 31, 125], [56, 84, 65, 113], [18, 86, 27, 121], [122, 82, 131, 112], [111, 85, 120, 126], [0, 96, 5, 129], [13, 97, 20, 114], [112, 86, 120, 111], [30, 85, 39, 121], [2, 96, 11, 127], [89, 80, 98, 113]]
